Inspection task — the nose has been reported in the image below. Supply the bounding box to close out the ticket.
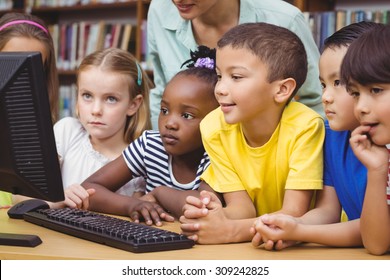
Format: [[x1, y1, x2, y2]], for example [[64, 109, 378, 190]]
[[215, 80, 228, 98], [91, 100, 103, 115], [164, 115, 179, 131], [321, 88, 334, 104], [354, 94, 370, 118]]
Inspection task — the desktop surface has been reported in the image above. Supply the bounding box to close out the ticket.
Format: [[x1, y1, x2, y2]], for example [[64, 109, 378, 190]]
[[0, 209, 389, 260]]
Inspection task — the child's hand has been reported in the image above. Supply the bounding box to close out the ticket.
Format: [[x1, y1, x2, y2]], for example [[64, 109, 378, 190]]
[[181, 190, 216, 219], [350, 125, 389, 171], [62, 184, 96, 210], [129, 200, 174, 226], [180, 191, 226, 244], [139, 192, 157, 203], [251, 214, 298, 250]]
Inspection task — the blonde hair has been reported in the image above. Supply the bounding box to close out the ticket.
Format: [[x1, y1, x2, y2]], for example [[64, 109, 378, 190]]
[[0, 12, 59, 123], [77, 48, 152, 143]]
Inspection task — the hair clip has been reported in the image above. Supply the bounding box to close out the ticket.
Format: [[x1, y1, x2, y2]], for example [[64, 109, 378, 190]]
[[136, 62, 142, 86], [194, 57, 215, 69], [181, 45, 216, 70]]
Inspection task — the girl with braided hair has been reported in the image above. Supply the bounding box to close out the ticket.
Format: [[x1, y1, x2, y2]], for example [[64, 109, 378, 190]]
[[62, 46, 219, 223]]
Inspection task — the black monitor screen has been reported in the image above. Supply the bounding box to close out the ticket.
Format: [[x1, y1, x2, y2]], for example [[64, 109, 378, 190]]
[[0, 52, 64, 202]]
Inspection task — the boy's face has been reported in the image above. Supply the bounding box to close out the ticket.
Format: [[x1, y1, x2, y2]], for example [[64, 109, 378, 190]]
[[215, 45, 281, 126], [319, 46, 360, 131], [349, 82, 390, 146], [158, 74, 218, 156]]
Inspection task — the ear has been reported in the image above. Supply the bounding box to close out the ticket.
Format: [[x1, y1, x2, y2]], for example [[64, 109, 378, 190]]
[[127, 94, 143, 116], [274, 78, 296, 104]]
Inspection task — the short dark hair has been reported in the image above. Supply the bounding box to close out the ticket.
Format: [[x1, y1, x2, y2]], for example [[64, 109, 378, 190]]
[[323, 21, 381, 51], [217, 22, 307, 98], [341, 24, 390, 86], [174, 66, 218, 96]]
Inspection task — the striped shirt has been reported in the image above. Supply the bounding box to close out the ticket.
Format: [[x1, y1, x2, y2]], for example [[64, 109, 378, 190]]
[[122, 130, 210, 193]]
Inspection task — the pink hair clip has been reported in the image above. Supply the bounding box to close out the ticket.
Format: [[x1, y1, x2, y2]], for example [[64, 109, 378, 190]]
[[0, 19, 48, 34]]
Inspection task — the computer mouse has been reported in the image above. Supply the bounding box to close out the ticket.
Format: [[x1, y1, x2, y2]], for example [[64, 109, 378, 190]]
[[7, 199, 50, 219]]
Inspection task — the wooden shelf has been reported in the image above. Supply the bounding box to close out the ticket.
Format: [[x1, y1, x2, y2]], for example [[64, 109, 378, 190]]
[[30, 1, 140, 16], [291, 0, 335, 12]]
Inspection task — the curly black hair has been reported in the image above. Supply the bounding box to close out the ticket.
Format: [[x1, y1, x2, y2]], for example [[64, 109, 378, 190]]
[[181, 45, 216, 70]]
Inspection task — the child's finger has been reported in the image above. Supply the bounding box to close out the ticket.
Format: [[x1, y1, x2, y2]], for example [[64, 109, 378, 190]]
[[141, 207, 161, 226], [179, 218, 200, 233], [183, 207, 208, 219], [185, 195, 205, 208], [251, 232, 264, 248], [129, 211, 140, 223]]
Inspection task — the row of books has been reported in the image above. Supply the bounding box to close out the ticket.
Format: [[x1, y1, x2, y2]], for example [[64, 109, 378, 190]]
[[304, 9, 390, 50], [59, 84, 77, 119], [26, 0, 135, 8], [0, 0, 24, 10], [49, 21, 136, 71]]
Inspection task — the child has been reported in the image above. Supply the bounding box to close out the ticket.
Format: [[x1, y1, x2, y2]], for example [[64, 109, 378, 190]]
[[64, 46, 219, 226], [0, 12, 59, 207], [341, 24, 390, 255], [250, 22, 381, 251], [0, 12, 59, 123], [179, 22, 325, 244], [51, 48, 151, 210]]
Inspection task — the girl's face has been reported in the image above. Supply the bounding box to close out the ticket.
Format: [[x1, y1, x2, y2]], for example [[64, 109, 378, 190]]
[[2, 37, 48, 63], [171, 0, 219, 20], [349, 82, 390, 146], [158, 74, 218, 157], [319, 46, 360, 131], [77, 67, 141, 145]]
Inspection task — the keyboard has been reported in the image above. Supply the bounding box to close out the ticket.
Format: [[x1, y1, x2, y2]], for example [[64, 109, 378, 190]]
[[23, 208, 195, 253]]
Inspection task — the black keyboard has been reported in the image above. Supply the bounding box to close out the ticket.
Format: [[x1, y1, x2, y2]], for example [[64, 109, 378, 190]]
[[23, 208, 195, 253]]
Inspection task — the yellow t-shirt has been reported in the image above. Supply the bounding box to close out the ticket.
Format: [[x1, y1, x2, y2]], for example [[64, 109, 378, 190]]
[[200, 102, 324, 215]]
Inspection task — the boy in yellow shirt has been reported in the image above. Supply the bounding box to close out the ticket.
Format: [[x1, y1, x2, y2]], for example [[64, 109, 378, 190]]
[[180, 22, 325, 244]]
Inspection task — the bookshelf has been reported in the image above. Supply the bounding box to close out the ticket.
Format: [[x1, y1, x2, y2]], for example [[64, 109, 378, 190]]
[[1, 1, 149, 76], [23, 0, 150, 118], [289, 0, 335, 12], [28, 0, 150, 74], [1, 0, 150, 118], [1, 0, 386, 118], [295, 0, 390, 50]]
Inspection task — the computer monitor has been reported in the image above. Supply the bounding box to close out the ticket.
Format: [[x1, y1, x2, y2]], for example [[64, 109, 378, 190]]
[[0, 51, 64, 202]]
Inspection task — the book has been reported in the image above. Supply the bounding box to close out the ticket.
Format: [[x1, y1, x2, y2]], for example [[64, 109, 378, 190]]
[[96, 20, 107, 51], [120, 24, 133, 51], [111, 23, 122, 49], [86, 22, 101, 56], [70, 22, 79, 70]]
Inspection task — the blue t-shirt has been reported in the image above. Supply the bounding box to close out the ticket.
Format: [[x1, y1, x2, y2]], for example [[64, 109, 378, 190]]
[[323, 121, 366, 220]]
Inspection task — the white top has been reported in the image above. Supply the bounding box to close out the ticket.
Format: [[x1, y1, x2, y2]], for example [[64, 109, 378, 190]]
[[54, 117, 145, 196]]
